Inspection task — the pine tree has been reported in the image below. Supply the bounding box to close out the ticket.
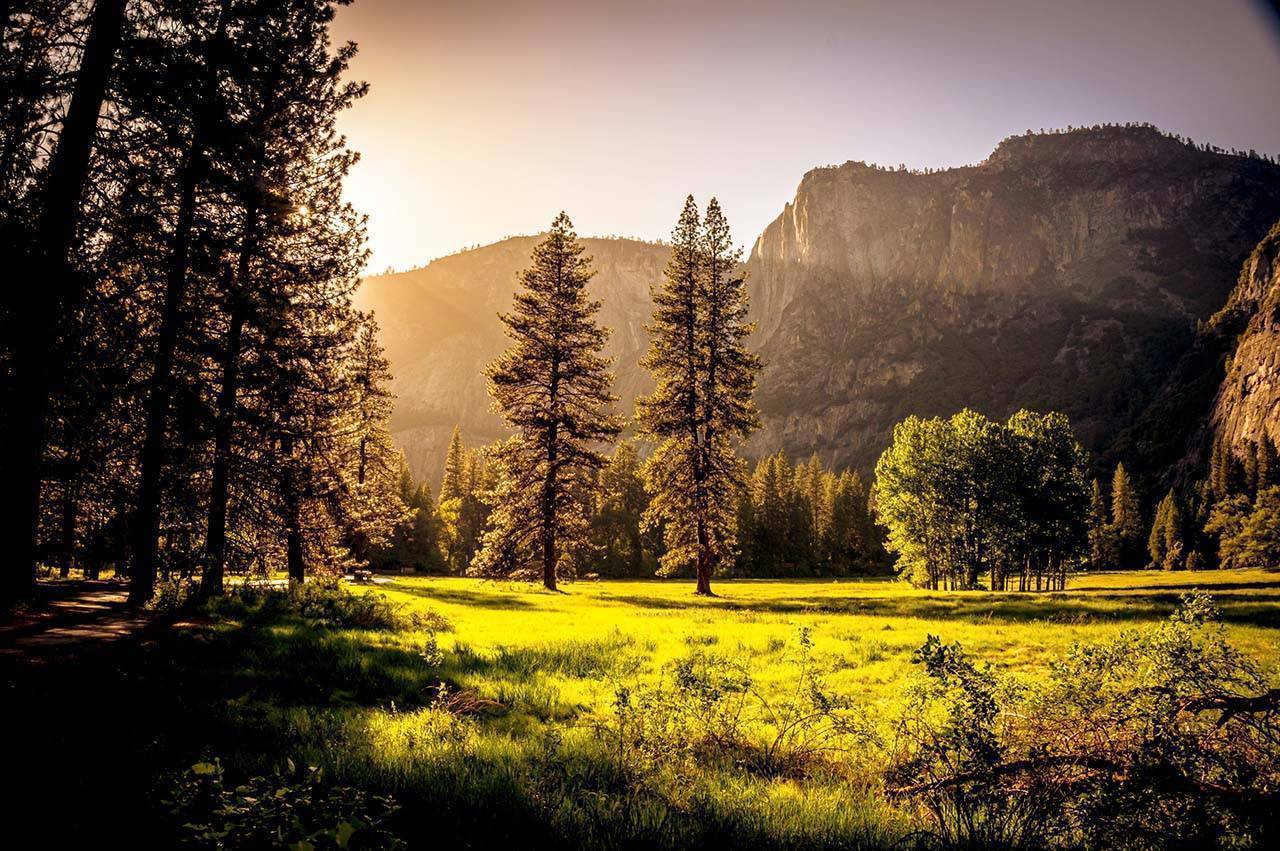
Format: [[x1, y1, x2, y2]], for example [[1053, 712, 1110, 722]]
[[3, 0, 129, 605], [697, 198, 761, 585], [591, 441, 652, 576], [637, 196, 759, 595], [638, 196, 707, 585], [1109, 463, 1144, 567], [1087, 478, 1111, 570], [440, 426, 467, 503], [1258, 434, 1278, 492], [470, 213, 621, 590]]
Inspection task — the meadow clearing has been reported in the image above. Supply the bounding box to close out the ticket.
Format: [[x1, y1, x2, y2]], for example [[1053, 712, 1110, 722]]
[[12, 569, 1280, 848]]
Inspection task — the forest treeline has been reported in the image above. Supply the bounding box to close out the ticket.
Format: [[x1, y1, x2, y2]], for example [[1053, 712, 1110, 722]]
[[374, 429, 885, 580], [1, 0, 407, 606]]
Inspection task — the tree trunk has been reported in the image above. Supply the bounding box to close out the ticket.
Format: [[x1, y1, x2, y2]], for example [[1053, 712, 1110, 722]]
[[59, 479, 78, 578], [130, 139, 201, 605], [201, 274, 246, 599], [130, 3, 230, 605], [283, 435, 305, 584], [286, 519, 305, 585], [3, 0, 128, 607], [695, 515, 713, 595]]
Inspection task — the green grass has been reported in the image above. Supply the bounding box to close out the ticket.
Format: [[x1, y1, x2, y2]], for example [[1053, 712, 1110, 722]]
[[12, 569, 1280, 848], [379, 568, 1280, 716]]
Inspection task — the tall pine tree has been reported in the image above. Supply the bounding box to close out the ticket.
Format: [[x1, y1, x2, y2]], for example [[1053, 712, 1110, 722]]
[[470, 213, 621, 590], [638, 196, 759, 595]]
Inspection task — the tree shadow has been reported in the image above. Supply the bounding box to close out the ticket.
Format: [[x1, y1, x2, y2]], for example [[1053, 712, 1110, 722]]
[[602, 591, 1280, 629], [386, 582, 544, 611]]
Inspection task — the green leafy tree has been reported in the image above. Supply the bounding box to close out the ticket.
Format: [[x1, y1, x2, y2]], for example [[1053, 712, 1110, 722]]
[[1207, 487, 1280, 570], [470, 213, 622, 590], [874, 409, 1089, 591]]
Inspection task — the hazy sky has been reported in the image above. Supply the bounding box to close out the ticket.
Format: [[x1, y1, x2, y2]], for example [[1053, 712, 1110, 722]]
[[331, 0, 1280, 272]]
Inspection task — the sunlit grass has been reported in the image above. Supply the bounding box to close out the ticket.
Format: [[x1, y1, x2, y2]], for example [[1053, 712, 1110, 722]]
[[23, 568, 1279, 847]]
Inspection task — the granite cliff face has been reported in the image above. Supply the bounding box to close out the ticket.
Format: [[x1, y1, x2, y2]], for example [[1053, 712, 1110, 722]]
[[355, 236, 667, 485], [743, 126, 1280, 471], [1208, 222, 1280, 454]]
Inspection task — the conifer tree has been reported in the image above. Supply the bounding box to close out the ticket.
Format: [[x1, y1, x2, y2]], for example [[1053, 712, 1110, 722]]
[[638, 196, 759, 595], [1258, 435, 1277, 492], [1147, 490, 1185, 570], [638, 196, 705, 585], [470, 213, 621, 590], [440, 426, 467, 503], [1109, 462, 1144, 567], [1087, 478, 1111, 570]]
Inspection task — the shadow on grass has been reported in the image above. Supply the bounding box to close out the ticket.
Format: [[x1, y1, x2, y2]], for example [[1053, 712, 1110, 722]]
[[386, 582, 545, 611], [602, 590, 1280, 629]]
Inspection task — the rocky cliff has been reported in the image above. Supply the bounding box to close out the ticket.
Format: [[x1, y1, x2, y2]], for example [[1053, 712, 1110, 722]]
[[744, 126, 1280, 471], [355, 236, 667, 485], [1208, 221, 1280, 453]]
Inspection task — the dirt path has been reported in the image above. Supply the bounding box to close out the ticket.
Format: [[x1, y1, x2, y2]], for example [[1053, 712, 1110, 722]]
[[0, 581, 161, 660]]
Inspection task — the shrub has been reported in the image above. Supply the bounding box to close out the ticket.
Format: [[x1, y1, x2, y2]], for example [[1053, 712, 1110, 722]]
[[205, 584, 449, 632], [888, 593, 1280, 849], [163, 759, 403, 849]]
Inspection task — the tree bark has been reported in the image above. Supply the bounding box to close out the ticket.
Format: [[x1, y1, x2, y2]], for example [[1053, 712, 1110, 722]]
[[3, 0, 128, 607], [200, 272, 246, 599], [130, 140, 201, 605], [282, 434, 305, 584]]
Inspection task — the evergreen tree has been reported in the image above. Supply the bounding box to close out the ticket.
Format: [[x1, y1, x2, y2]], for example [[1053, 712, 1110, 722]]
[[590, 441, 654, 576], [638, 196, 706, 585], [440, 425, 467, 503], [1258, 434, 1278, 492], [1087, 478, 1112, 570], [470, 213, 621, 589], [1109, 463, 1144, 568], [696, 198, 761, 585], [638, 196, 759, 595], [2, 0, 129, 605]]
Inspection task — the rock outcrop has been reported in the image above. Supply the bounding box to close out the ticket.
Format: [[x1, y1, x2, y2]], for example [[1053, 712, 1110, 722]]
[[359, 126, 1280, 486], [743, 126, 1280, 471], [1208, 221, 1280, 453]]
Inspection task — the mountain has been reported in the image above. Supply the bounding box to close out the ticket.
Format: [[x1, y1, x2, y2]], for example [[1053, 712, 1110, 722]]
[[359, 126, 1280, 487], [1207, 221, 1280, 454], [354, 236, 668, 485], [743, 125, 1280, 473]]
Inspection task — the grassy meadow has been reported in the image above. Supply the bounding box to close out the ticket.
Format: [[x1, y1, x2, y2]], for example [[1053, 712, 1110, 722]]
[[13, 569, 1280, 848]]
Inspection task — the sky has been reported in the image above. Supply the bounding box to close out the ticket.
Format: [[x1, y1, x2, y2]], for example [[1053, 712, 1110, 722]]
[[330, 0, 1280, 273]]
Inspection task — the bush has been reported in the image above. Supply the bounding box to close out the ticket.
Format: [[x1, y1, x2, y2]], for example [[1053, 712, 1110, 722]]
[[163, 759, 403, 849], [597, 628, 874, 787], [887, 593, 1280, 849], [205, 584, 449, 632]]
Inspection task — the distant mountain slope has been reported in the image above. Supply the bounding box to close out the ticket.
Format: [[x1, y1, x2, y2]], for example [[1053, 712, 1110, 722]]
[[743, 126, 1280, 472], [355, 236, 668, 485], [359, 126, 1280, 488]]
